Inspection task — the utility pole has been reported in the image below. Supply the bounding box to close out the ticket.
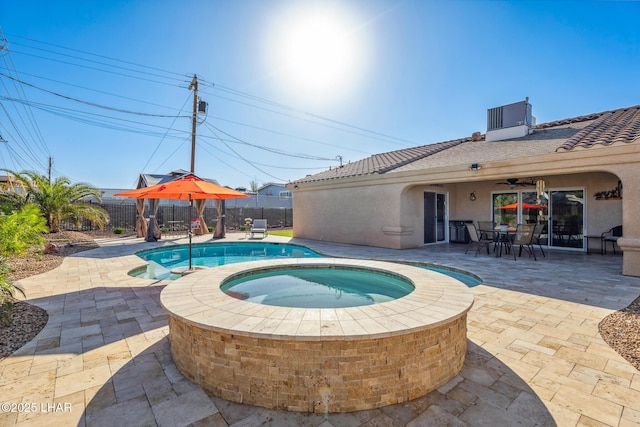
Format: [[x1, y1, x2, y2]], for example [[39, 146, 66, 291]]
[[48, 156, 53, 183], [188, 74, 198, 173]]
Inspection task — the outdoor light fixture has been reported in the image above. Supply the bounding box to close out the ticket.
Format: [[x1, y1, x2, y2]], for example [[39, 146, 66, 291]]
[[469, 163, 481, 171], [469, 191, 477, 201], [293, 184, 299, 189]]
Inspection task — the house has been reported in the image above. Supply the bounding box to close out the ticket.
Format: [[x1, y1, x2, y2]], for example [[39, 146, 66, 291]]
[[225, 183, 292, 208], [289, 100, 640, 277], [257, 182, 291, 198]]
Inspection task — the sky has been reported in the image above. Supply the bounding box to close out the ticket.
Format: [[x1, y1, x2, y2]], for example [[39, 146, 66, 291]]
[[1, 0, 640, 190]]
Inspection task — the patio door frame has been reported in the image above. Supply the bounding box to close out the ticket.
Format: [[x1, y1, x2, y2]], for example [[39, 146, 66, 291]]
[[424, 191, 448, 245], [491, 186, 586, 251], [547, 187, 586, 251]]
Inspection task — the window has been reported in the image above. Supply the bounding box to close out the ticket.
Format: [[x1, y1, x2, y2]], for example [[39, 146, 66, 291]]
[[279, 191, 292, 199]]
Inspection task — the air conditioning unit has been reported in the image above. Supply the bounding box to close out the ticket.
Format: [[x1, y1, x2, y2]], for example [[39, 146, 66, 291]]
[[487, 99, 532, 131], [486, 98, 534, 142]]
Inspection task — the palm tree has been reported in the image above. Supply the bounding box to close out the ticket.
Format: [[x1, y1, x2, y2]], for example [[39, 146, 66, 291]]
[[3, 170, 109, 232]]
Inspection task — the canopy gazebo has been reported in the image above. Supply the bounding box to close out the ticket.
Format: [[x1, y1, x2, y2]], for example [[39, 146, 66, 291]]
[[125, 170, 232, 241]]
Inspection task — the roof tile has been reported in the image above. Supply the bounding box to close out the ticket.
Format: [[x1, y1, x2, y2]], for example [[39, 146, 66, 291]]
[[555, 106, 640, 151], [294, 105, 640, 184]]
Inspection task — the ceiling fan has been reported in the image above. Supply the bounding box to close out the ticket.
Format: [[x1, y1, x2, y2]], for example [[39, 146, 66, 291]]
[[495, 178, 535, 187]]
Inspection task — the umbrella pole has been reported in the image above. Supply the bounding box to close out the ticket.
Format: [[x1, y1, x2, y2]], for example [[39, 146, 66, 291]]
[[189, 194, 193, 270]]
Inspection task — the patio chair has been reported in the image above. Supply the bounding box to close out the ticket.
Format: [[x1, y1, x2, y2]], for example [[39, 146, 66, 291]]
[[477, 221, 496, 241], [465, 223, 493, 257], [250, 219, 268, 239], [511, 223, 536, 261], [601, 225, 622, 254], [531, 222, 546, 257]]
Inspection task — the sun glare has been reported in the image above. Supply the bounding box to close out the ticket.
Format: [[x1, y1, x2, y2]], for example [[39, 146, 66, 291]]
[[267, 4, 368, 104]]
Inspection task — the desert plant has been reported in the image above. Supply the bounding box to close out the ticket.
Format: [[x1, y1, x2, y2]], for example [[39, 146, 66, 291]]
[[3, 170, 109, 232], [0, 204, 47, 326], [0, 204, 48, 256], [0, 261, 25, 327]]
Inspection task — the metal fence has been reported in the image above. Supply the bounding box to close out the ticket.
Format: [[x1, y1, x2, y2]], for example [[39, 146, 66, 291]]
[[60, 202, 293, 233]]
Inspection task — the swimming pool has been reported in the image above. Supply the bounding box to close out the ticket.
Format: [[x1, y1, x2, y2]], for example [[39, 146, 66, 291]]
[[133, 242, 322, 280], [221, 265, 415, 308], [132, 242, 482, 286]]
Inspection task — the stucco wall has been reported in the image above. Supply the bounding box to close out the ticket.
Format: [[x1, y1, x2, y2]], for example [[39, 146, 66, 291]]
[[290, 143, 640, 276], [292, 182, 409, 248]]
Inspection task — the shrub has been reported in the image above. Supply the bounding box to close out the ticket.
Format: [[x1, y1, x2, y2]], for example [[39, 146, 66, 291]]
[[113, 227, 125, 234], [0, 261, 24, 327], [207, 226, 214, 232], [0, 204, 46, 326], [0, 204, 47, 256]]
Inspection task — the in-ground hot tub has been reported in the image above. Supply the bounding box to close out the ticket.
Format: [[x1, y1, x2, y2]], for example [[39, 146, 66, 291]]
[[160, 258, 474, 413]]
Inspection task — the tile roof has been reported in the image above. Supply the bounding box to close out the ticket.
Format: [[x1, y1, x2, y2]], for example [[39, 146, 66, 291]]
[[294, 138, 471, 183], [294, 105, 640, 184], [555, 105, 640, 151]]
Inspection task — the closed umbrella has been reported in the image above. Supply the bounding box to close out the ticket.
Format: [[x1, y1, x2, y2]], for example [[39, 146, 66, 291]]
[[115, 174, 249, 270]]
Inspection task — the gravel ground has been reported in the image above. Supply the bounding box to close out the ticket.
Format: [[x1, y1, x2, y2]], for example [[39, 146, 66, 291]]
[[0, 231, 129, 360], [599, 295, 640, 370], [1, 231, 638, 370]]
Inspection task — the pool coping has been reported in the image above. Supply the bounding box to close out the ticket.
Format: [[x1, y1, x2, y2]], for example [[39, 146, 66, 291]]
[[159, 257, 475, 341]]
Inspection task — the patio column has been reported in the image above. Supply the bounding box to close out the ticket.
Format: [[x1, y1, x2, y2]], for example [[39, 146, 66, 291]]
[[135, 198, 147, 238], [617, 172, 640, 277], [145, 198, 161, 242], [213, 200, 225, 238]]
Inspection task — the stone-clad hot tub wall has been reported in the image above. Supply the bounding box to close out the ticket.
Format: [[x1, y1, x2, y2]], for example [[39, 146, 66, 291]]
[[160, 259, 474, 413]]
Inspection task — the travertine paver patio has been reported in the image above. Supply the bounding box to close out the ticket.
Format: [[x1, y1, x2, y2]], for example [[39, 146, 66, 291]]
[[1, 233, 640, 426]]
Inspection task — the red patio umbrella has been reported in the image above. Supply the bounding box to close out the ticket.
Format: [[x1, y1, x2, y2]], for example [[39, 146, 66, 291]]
[[115, 174, 249, 200], [498, 202, 548, 210], [115, 174, 249, 270]]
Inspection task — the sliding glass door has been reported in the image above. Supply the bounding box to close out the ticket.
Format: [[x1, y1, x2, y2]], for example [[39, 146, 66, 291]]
[[492, 188, 583, 250], [424, 192, 446, 244], [549, 189, 584, 249]]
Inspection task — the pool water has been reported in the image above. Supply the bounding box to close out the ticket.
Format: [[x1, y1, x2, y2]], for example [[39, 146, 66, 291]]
[[133, 243, 322, 280], [133, 242, 482, 287], [221, 267, 415, 308], [422, 266, 481, 287]]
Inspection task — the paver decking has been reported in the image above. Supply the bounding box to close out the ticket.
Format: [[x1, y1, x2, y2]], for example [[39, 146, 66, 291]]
[[1, 233, 639, 426]]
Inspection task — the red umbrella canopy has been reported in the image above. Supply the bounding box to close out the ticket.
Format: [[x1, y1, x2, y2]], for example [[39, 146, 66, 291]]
[[498, 202, 548, 210], [114, 174, 249, 200]]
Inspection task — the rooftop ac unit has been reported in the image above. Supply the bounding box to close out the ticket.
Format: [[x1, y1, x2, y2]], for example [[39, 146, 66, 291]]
[[487, 99, 532, 131]]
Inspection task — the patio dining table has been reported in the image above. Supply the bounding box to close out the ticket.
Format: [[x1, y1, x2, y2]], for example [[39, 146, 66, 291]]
[[479, 227, 516, 257]]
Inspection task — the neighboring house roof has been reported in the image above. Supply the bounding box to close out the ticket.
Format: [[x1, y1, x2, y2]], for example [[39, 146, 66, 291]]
[[294, 105, 640, 184], [136, 169, 219, 188], [258, 183, 287, 191]]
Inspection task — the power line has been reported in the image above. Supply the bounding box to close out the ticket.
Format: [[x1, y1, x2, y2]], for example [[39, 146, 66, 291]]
[[7, 34, 419, 150], [3, 96, 190, 138], [139, 93, 193, 173], [0, 66, 182, 112], [9, 49, 187, 89], [206, 126, 286, 182], [4, 32, 186, 79], [198, 138, 332, 171], [0, 30, 51, 163], [202, 122, 337, 161], [0, 72, 189, 118], [207, 85, 418, 147], [207, 114, 370, 155]]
